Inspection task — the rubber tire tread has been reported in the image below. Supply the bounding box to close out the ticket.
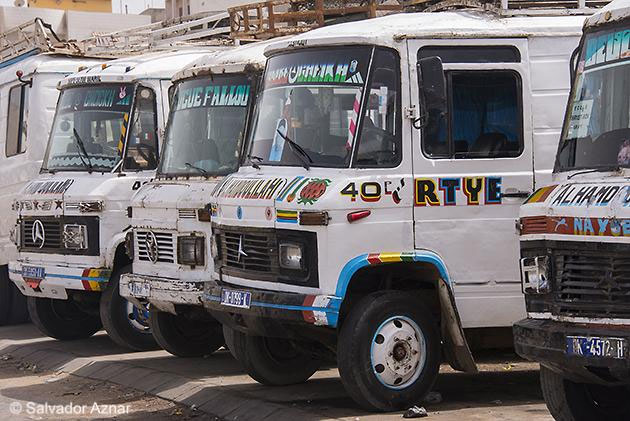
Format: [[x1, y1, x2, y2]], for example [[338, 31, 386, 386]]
[[27, 296, 101, 340], [100, 265, 157, 351], [337, 290, 441, 412], [149, 310, 224, 357]]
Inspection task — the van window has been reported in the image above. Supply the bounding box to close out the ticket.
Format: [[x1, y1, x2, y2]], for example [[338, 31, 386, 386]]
[[423, 71, 523, 159], [6, 84, 29, 157], [124, 87, 159, 170], [354, 48, 402, 168]]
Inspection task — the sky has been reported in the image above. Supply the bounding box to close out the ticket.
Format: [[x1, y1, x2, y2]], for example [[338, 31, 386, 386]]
[[0, 0, 166, 14]]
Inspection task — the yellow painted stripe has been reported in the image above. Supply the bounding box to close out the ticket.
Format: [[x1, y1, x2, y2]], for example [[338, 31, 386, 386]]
[[378, 253, 403, 263], [89, 281, 102, 291]]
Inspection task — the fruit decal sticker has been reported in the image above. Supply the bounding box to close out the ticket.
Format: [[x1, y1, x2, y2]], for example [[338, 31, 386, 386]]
[[298, 178, 331, 205]]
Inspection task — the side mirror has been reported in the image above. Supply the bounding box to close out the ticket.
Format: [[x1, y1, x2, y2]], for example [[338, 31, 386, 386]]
[[417, 56, 447, 130]]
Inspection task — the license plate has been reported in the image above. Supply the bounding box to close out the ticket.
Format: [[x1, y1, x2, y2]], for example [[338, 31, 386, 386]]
[[129, 281, 151, 298], [566, 336, 626, 359], [21, 266, 45, 280], [220, 289, 251, 309]]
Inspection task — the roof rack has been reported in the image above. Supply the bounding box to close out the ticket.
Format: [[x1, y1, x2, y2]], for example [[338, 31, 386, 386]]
[[401, 0, 611, 15], [228, 0, 403, 40], [76, 11, 233, 57], [0, 18, 81, 65]]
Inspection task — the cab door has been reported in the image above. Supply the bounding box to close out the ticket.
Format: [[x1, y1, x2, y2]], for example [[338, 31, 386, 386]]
[[408, 38, 532, 328]]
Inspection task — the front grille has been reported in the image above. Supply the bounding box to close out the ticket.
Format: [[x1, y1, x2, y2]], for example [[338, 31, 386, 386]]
[[22, 219, 62, 249], [214, 224, 319, 288], [524, 241, 630, 319], [224, 231, 275, 272], [136, 230, 175, 263], [19, 216, 99, 255]]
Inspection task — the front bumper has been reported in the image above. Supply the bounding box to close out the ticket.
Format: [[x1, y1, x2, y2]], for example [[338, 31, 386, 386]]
[[203, 281, 341, 330], [514, 318, 630, 384], [8, 260, 111, 300], [120, 273, 205, 314]]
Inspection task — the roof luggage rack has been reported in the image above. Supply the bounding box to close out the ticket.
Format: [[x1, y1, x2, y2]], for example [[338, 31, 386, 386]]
[[228, 0, 403, 40], [0, 18, 81, 65], [76, 11, 233, 57], [400, 0, 611, 14]]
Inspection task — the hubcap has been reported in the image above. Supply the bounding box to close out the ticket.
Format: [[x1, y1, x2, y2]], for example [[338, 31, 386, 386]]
[[370, 316, 426, 389], [126, 301, 150, 332]]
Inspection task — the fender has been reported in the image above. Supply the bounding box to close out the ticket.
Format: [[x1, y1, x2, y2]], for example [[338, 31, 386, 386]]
[[337, 250, 477, 373], [105, 231, 128, 269]]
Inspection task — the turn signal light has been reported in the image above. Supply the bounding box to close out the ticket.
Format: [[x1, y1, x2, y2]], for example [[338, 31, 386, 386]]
[[347, 210, 371, 223]]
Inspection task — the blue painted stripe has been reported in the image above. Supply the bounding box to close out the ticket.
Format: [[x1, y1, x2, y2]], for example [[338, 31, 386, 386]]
[[276, 176, 304, 201], [10, 269, 109, 282], [206, 293, 338, 315], [334, 251, 450, 298], [276, 217, 298, 224]]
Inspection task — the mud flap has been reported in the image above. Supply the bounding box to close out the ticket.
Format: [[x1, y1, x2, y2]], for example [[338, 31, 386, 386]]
[[438, 278, 478, 373]]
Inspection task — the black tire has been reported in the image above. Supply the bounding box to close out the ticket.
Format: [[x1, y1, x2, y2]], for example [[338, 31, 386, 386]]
[[149, 310, 224, 357], [540, 365, 630, 421], [229, 327, 321, 385], [27, 296, 101, 340], [100, 265, 156, 351], [337, 290, 441, 412], [0, 266, 12, 325], [8, 282, 29, 324]]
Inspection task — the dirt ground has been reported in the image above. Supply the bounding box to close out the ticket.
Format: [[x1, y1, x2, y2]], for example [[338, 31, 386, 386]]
[[0, 356, 220, 420]]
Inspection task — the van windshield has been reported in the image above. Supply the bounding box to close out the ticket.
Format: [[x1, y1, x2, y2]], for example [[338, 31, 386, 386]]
[[248, 47, 373, 168], [556, 27, 630, 172], [158, 74, 253, 177], [42, 84, 134, 172]]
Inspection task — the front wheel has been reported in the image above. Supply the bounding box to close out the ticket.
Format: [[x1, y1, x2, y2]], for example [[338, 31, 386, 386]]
[[337, 291, 441, 412], [228, 326, 321, 385], [100, 265, 156, 351], [27, 296, 102, 340], [540, 365, 630, 421], [149, 310, 224, 357]]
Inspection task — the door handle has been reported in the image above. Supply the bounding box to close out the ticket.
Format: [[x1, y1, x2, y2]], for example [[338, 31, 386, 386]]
[[502, 191, 530, 199]]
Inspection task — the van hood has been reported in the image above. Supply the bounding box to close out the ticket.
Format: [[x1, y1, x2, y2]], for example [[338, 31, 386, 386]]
[[132, 178, 221, 211], [520, 176, 630, 241]]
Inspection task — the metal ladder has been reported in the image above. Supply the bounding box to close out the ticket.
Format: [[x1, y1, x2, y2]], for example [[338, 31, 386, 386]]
[[0, 18, 81, 65], [76, 11, 233, 57]]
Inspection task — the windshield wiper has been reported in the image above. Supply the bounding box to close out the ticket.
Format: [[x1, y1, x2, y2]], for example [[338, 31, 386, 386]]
[[567, 165, 621, 179], [248, 154, 263, 170], [275, 129, 312, 170], [185, 162, 209, 176], [73, 128, 93, 173]]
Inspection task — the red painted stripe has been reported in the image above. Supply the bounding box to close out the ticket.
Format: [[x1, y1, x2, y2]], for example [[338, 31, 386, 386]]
[[82, 280, 92, 291], [367, 253, 381, 265], [302, 295, 317, 324]]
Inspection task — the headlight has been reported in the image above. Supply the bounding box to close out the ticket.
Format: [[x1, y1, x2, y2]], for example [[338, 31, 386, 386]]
[[177, 235, 205, 267], [125, 231, 134, 260], [521, 256, 550, 294], [9, 223, 20, 246], [63, 224, 88, 250], [279, 242, 303, 270], [210, 234, 220, 260]]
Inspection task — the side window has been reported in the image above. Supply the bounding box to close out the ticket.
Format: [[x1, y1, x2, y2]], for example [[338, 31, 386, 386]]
[[354, 48, 402, 168], [124, 87, 159, 170], [6, 84, 29, 157], [423, 70, 523, 159]]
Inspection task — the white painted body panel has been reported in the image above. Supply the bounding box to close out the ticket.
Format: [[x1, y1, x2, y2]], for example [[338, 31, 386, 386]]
[[208, 12, 584, 329]]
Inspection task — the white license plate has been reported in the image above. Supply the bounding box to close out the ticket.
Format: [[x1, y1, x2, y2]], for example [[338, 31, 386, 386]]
[[22, 266, 45, 280], [566, 336, 626, 359], [129, 281, 151, 298], [220, 289, 251, 309]]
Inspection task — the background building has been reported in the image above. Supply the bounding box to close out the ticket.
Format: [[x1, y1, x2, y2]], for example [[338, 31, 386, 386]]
[[27, 0, 112, 12]]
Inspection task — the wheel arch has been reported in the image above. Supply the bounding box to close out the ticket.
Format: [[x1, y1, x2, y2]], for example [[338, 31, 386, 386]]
[[105, 231, 130, 271], [336, 251, 478, 373]]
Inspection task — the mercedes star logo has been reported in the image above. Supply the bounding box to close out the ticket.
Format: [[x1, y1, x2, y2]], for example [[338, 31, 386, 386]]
[[31, 220, 45, 249], [145, 231, 159, 263], [237, 235, 248, 262]]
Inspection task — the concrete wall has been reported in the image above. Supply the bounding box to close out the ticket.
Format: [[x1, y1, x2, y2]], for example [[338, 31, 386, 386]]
[[28, 0, 112, 12], [165, 0, 252, 19]]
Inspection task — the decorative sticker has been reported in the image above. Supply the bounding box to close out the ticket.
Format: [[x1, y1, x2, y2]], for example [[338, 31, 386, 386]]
[[23, 179, 74, 195], [213, 177, 287, 200], [340, 179, 405, 204], [276, 210, 298, 224], [524, 215, 630, 238], [298, 178, 331, 205], [524, 185, 558, 204], [414, 177, 502, 206], [550, 183, 626, 207]]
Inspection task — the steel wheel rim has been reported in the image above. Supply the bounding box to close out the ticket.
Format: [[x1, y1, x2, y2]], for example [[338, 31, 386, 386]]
[[370, 315, 426, 390], [126, 301, 150, 332]]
